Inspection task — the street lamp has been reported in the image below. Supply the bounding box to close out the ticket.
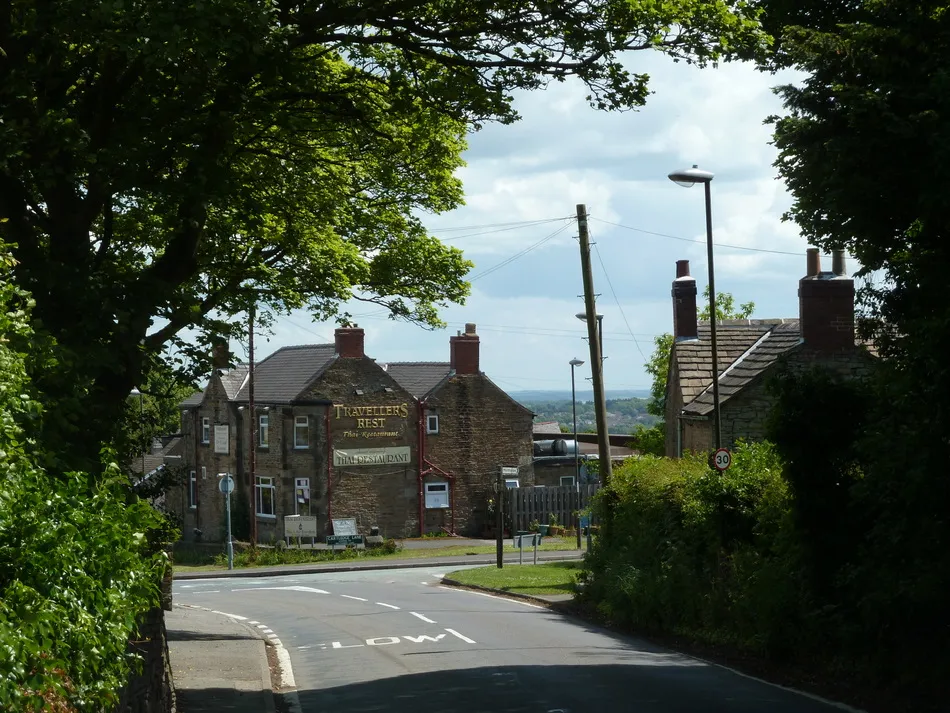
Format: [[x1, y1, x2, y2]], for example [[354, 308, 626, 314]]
[[668, 164, 721, 451], [575, 312, 604, 361], [569, 358, 585, 549], [130, 387, 145, 475]]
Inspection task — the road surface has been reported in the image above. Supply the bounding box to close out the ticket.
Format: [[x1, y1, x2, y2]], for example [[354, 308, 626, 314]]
[[174, 565, 852, 713]]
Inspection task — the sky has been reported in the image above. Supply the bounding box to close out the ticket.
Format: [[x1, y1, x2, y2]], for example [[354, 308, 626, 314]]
[[246, 53, 823, 396]]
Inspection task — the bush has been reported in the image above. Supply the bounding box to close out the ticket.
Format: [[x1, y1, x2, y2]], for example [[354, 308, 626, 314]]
[[0, 248, 171, 710], [583, 441, 807, 658]]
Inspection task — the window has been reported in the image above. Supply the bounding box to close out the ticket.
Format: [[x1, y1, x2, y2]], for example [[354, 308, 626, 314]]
[[255, 476, 276, 517], [259, 414, 269, 447], [201, 466, 207, 480], [294, 416, 309, 449], [426, 412, 439, 434], [188, 471, 197, 509], [424, 481, 449, 509], [560, 476, 576, 487], [201, 417, 210, 444], [504, 478, 520, 489]]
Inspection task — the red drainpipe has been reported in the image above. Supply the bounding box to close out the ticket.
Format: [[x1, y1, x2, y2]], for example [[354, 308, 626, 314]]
[[325, 409, 334, 535], [417, 398, 426, 537]]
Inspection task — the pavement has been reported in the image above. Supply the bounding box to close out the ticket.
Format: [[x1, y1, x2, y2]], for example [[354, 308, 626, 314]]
[[167, 554, 576, 713], [167, 604, 276, 713]]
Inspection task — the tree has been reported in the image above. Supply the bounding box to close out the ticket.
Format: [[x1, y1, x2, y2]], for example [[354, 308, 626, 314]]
[[1, 0, 767, 471], [645, 287, 754, 417]]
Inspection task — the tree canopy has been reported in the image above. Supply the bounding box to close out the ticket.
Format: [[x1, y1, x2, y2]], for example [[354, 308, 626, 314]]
[[1, 0, 768, 469]]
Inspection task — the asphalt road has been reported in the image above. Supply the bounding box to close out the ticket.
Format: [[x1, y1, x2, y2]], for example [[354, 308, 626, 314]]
[[174, 566, 853, 713]]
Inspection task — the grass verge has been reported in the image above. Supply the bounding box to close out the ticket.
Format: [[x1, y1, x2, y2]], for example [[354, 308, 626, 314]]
[[173, 538, 581, 573], [445, 561, 582, 596]]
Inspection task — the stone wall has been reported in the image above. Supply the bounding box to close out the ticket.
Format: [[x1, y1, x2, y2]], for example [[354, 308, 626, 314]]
[[424, 374, 534, 537]]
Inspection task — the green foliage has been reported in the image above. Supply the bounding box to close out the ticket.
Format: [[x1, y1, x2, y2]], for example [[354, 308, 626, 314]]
[[526, 397, 656, 433], [223, 540, 402, 567], [0, 0, 767, 473], [583, 442, 804, 657], [632, 423, 665, 456], [0, 248, 171, 710]]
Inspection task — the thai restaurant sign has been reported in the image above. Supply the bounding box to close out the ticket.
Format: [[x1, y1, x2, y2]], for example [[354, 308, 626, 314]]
[[333, 446, 411, 468]]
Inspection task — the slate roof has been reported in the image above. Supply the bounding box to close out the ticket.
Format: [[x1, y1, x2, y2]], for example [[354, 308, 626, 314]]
[[533, 421, 562, 435], [131, 435, 184, 476], [233, 344, 337, 403], [682, 321, 803, 416], [383, 362, 452, 398], [179, 364, 250, 408]]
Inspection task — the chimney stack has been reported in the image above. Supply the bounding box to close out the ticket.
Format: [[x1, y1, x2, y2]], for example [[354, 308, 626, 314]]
[[672, 260, 698, 341], [450, 322, 480, 374], [799, 248, 855, 352], [212, 338, 230, 370], [335, 325, 365, 358]]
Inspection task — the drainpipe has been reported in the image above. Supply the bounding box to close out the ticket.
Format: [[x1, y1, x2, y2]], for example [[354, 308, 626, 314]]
[[325, 408, 333, 535], [193, 410, 201, 532], [676, 415, 683, 458], [417, 399, 426, 537]]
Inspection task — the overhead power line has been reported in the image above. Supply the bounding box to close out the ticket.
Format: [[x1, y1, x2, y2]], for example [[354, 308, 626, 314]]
[[469, 222, 573, 282], [590, 217, 803, 256]]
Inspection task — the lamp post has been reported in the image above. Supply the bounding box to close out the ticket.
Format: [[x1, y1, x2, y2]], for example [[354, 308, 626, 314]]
[[575, 312, 604, 361], [668, 164, 721, 451], [569, 357, 584, 549], [130, 387, 145, 475]]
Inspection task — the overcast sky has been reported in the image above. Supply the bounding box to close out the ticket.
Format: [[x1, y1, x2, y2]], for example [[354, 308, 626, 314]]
[[248, 53, 821, 395]]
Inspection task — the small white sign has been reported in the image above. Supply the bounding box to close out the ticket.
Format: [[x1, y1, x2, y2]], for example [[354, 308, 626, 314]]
[[218, 474, 235, 494], [333, 446, 410, 467], [213, 424, 230, 454], [500, 467, 519, 477], [712, 448, 732, 472], [284, 515, 317, 538], [332, 518, 358, 536]]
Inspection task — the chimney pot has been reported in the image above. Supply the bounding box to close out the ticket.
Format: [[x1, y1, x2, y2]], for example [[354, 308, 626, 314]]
[[832, 249, 847, 276], [464, 322, 477, 335], [335, 327, 365, 359], [806, 247, 821, 277], [450, 323, 480, 374], [675, 259, 690, 278]]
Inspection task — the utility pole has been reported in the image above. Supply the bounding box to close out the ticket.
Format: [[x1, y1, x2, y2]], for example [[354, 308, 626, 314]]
[[248, 303, 257, 546], [495, 469, 504, 569], [576, 204, 612, 487]]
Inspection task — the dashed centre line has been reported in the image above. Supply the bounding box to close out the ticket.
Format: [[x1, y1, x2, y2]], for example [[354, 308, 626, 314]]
[[340, 594, 368, 602], [410, 611, 437, 624], [377, 602, 400, 610]]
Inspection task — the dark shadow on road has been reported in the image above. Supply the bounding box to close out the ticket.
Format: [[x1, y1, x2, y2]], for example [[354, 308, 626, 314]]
[[290, 663, 848, 713], [166, 629, 258, 643], [176, 686, 272, 713]]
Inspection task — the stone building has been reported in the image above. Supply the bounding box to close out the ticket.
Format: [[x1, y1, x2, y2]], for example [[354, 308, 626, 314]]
[[170, 323, 534, 542], [665, 248, 875, 457]]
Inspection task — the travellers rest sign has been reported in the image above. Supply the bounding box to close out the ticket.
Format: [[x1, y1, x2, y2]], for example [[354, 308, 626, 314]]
[[334, 402, 409, 439]]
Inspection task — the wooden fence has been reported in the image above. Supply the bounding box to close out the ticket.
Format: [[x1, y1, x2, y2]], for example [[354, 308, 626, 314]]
[[506, 484, 600, 532]]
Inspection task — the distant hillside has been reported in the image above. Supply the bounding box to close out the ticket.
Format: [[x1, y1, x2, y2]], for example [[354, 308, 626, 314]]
[[509, 388, 650, 403], [521, 395, 658, 434]]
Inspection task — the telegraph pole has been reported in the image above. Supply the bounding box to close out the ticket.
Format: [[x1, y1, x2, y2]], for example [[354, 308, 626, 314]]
[[576, 204, 612, 487], [248, 303, 257, 546]]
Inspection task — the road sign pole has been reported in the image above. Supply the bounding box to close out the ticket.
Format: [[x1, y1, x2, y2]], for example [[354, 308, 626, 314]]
[[225, 485, 234, 570], [496, 469, 504, 569]]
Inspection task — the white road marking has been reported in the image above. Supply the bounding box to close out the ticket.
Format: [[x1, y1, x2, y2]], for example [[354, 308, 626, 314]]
[[410, 611, 436, 624], [445, 628, 477, 644], [257, 625, 268, 629], [262, 628, 273, 634], [231, 586, 329, 595], [297, 645, 312, 650], [341, 594, 368, 602], [274, 638, 297, 689], [377, 602, 400, 610], [211, 610, 247, 620], [367, 636, 401, 646], [189, 590, 221, 594], [403, 634, 446, 643], [438, 585, 545, 609], [432, 573, 445, 578], [332, 641, 365, 649]]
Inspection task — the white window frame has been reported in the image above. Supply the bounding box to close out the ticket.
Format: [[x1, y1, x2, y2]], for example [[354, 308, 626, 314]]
[[560, 475, 576, 487], [424, 481, 450, 509], [294, 415, 309, 449], [188, 470, 197, 509], [201, 466, 207, 480], [200, 417, 210, 444], [425, 412, 439, 434], [504, 478, 520, 489], [255, 476, 276, 518], [259, 414, 269, 448]]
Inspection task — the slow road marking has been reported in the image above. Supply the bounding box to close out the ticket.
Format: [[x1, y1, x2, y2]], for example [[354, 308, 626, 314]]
[[320, 630, 476, 651]]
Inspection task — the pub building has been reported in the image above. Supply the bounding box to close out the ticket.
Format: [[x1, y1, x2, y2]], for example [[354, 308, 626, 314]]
[[170, 323, 535, 542]]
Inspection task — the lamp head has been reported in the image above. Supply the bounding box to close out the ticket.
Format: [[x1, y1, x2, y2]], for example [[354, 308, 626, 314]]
[[575, 312, 603, 322], [569, 358, 585, 367], [668, 164, 714, 187]]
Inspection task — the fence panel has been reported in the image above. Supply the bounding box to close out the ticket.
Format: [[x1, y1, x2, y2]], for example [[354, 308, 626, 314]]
[[506, 484, 600, 532]]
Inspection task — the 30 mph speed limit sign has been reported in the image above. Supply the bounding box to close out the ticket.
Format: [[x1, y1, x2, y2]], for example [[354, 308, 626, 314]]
[[712, 448, 732, 472]]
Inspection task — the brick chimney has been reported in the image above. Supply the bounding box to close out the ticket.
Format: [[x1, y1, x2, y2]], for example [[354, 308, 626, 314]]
[[212, 338, 229, 370], [450, 323, 480, 375], [799, 248, 855, 351], [672, 259, 698, 341], [335, 325, 365, 358]]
